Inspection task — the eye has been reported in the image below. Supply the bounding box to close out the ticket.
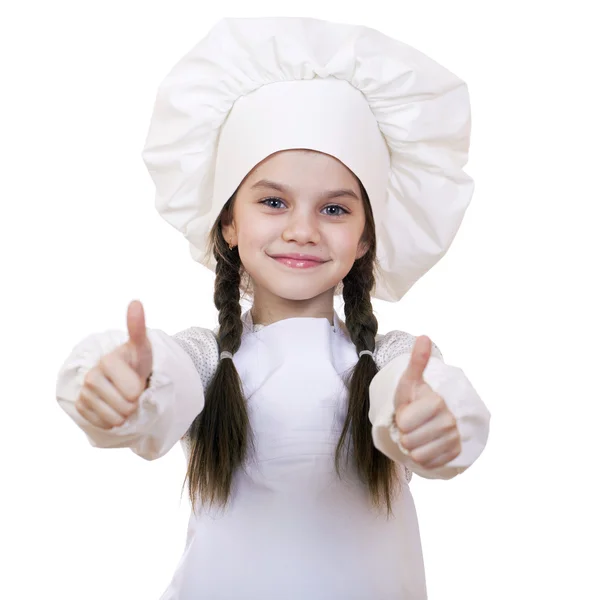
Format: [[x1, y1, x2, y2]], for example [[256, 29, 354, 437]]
[[260, 197, 286, 209], [322, 205, 349, 217]]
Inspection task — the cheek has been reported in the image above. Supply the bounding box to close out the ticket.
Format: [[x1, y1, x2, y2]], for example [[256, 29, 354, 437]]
[[328, 225, 364, 260], [237, 217, 278, 250]]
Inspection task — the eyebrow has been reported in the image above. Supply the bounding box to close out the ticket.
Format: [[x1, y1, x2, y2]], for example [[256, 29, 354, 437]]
[[250, 179, 360, 201]]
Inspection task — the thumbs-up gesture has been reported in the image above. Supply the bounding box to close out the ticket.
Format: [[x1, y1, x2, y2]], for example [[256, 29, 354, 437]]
[[394, 336, 461, 469], [75, 300, 154, 430]]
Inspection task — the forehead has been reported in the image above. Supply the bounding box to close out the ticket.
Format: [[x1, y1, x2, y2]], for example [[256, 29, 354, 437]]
[[242, 149, 361, 191]]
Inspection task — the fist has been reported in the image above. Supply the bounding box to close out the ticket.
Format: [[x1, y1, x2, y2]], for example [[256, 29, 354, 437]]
[[75, 300, 153, 430], [394, 336, 461, 469]]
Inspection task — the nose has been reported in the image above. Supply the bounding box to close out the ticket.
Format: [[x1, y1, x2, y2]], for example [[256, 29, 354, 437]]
[[282, 210, 321, 245]]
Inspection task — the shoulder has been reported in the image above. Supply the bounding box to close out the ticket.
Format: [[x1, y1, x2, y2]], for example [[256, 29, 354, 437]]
[[171, 326, 219, 390], [374, 330, 443, 370]]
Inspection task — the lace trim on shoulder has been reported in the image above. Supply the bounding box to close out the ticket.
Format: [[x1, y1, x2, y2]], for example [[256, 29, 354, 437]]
[[172, 327, 219, 391], [374, 330, 443, 369], [172, 327, 219, 447]]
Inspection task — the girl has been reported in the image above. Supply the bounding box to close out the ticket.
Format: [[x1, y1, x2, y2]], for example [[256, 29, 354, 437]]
[[56, 17, 491, 600]]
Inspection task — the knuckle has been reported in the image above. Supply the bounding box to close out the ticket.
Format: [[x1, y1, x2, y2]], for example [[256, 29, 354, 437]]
[[120, 390, 133, 403], [75, 400, 85, 417], [442, 414, 457, 433], [122, 400, 139, 417], [434, 394, 445, 413], [122, 387, 141, 403], [75, 392, 88, 410], [400, 434, 413, 451], [98, 354, 111, 370], [99, 352, 118, 373], [105, 413, 124, 429], [397, 417, 410, 434], [83, 368, 98, 389], [396, 406, 413, 431], [410, 448, 425, 463]]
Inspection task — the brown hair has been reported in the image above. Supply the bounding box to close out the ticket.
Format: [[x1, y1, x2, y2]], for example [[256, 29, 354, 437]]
[[184, 180, 399, 514]]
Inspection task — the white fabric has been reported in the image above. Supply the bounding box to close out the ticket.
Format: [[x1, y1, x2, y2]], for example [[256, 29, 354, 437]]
[[55, 315, 490, 599], [212, 78, 390, 227], [141, 17, 474, 301]]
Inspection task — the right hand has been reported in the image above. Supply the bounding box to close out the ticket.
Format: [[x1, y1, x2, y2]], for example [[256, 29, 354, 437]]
[[75, 300, 154, 429]]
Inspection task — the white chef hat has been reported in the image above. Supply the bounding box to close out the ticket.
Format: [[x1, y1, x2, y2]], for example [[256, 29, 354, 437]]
[[141, 17, 474, 302]]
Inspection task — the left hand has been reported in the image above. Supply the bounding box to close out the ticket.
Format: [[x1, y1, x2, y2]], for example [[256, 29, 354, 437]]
[[394, 336, 462, 469]]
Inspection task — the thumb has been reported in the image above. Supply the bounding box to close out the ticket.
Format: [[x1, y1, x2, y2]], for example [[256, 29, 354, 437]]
[[124, 300, 152, 377], [127, 300, 147, 348], [403, 336, 432, 384], [395, 335, 432, 405]]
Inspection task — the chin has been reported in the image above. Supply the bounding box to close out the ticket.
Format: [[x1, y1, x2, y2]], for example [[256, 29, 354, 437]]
[[260, 281, 331, 302]]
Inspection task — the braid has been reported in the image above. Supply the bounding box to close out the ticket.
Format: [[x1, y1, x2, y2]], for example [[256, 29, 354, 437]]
[[335, 248, 398, 514], [343, 251, 378, 355], [214, 246, 243, 354], [185, 229, 252, 512]]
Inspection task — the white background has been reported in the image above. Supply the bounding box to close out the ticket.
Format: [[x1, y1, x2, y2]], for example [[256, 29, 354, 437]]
[[2, 1, 599, 598]]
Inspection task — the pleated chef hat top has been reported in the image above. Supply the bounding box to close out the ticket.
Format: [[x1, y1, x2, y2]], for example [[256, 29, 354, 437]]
[[142, 17, 474, 302]]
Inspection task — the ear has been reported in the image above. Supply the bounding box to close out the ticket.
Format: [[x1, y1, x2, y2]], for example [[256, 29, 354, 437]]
[[221, 219, 238, 248], [355, 239, 370, 260]]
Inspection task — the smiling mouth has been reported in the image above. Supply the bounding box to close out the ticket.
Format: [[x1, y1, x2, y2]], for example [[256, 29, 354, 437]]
[[268, 254, 328, 269]]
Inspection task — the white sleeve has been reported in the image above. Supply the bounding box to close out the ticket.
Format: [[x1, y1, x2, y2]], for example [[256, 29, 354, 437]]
[[369, 333, 491, 480], [55, 327, 217, 460]]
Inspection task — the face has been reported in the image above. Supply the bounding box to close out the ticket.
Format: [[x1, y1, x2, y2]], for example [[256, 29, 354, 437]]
[[222, 150, 369, 306]]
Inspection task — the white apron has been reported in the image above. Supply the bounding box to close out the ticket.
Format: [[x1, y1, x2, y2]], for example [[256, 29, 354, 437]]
[[160, 317, 426, 600]]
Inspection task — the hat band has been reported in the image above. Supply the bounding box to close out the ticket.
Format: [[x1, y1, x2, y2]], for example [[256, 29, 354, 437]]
[[212, 79, 390, 215]]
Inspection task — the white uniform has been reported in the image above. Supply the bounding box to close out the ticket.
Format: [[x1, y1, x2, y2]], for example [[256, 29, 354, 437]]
[[56, 313, 490, 599]]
